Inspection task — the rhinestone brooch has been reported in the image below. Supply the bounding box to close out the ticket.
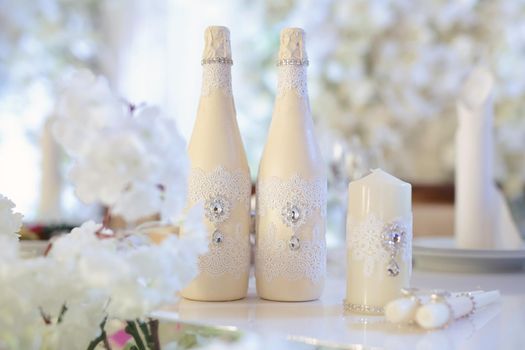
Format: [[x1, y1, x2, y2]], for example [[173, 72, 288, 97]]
[[204, 195, 231, 224], [381, 221, 406, 277], [281, 202, 304, 228]]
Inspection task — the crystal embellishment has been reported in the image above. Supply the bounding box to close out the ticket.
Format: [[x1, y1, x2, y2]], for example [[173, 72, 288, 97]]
[[387, 260, 400, 276], [212, 230, 224, 244], [381, 222, 406, 252], [281, 202, 304, 228], [188, 167, 251, 279], [204, 195, 231, 224], [381, 221, 407, 277], [288, 235, 300, 251], [346, 214, 412, 279], [201, 57, 233, 65], [277, 58, 309, 66], [343, 300, 384, 314]]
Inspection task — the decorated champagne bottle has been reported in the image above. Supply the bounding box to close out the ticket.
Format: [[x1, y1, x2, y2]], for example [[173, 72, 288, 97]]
[[256, 28, 327, 301], [182, 26, 251, 301]]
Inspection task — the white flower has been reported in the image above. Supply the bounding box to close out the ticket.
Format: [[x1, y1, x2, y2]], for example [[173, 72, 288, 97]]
[[251, 0, 525, 190], [0, 205, 207, 348], [54, 70, 190, 222], [0, 194, 23, 239], [54, 69, 127, 157]]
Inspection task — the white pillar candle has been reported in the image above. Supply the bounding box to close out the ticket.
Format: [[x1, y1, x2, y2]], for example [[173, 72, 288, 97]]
[[37, 118, 62, 223], [345, 169, 412, 314]]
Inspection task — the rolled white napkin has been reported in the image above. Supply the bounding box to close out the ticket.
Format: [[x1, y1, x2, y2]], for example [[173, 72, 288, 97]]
[[385, 290, 483, 324], [415, 290, 500, 330], [455, 65, 523, 250]]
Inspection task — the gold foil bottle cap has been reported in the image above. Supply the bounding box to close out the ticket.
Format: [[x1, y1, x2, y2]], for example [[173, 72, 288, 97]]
[[202, 26, 232, 64], [278, 27, 308, 65]]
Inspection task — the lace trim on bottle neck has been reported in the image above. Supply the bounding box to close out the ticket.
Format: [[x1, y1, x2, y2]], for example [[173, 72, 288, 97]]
[[276, 65, 308, 98], [201, 63, 232, 96]]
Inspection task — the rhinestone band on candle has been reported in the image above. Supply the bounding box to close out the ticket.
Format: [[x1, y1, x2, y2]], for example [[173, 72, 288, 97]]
[[343, 300, 384, 314]]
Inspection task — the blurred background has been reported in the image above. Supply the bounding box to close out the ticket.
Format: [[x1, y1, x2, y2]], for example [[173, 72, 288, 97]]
[[1, 0, 525, 244]]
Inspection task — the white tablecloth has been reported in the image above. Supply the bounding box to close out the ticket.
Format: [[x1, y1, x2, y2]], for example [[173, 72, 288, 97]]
[[158, 269, 525, 349]]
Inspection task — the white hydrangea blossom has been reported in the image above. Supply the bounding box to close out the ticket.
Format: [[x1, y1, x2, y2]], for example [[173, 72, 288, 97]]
[[53, 69, 189, 222], [0, 194, 23, 239], [0, 199, 207, 350], [250, 0, 525, 195]]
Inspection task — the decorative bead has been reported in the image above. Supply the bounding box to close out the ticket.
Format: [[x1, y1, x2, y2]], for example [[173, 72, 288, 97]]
[[212, 230, 224, 244], [288, 235, 300, 251], [387, 259, 400, 277]]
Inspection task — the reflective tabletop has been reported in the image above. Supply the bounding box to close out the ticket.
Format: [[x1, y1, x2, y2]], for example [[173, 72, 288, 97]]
[[157, 269, 525, 349]]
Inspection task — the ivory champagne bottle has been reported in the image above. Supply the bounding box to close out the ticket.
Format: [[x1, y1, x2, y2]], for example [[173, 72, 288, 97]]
[[182, 26, 251, 301], [256, 28, 327, 301]]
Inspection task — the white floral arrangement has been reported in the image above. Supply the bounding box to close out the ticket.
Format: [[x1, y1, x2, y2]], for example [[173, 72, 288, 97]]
[[53, 70, 189, 223], [244, 0, 525, 196], [0, 69, 211, 349], [0, 207, 206, 349]]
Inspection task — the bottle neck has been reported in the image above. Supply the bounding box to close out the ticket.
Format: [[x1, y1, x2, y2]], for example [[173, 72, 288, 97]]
[[201, 63, 232, 97], [276, 64, 308, 99]]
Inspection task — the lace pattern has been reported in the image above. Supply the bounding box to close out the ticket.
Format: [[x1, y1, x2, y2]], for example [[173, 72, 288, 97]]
[[201, 64, 232, 97], [199, 223, 250, 279], [257, 174, 326, 218], [256, 223, 326, 282], [346, 213, 412, 278], [256, 174, 327, 283], [189, 166, 251, 278], [188, 166, 251, 210], [277, 65, 308, 98]]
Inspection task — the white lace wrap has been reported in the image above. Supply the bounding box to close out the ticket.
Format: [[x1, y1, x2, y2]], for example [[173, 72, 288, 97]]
[[256, 223, 325, 282], [257, 174, 326, 218], [277, 65, 308, 98], [188, 166, 251, 279], [256, 174, 327, 283], [346, 213, 413, 278], [277, 28, 308, 98], [201, 64, 232, 97], [198, 223, 250, 278]]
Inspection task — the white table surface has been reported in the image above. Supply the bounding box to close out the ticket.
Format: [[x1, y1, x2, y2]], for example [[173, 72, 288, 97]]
[[158, 269, 525, 350]]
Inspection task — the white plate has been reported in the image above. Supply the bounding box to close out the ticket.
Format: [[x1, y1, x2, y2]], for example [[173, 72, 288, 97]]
[[413, 237, 525, 273]]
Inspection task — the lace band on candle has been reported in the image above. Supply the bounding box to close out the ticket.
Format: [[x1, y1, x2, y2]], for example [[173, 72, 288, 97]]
[[347, 213, 412, 279]]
